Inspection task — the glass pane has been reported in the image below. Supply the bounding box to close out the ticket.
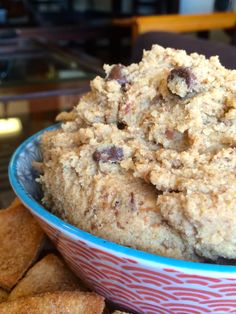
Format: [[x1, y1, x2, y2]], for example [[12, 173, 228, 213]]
[[0, 52, 95, 86]]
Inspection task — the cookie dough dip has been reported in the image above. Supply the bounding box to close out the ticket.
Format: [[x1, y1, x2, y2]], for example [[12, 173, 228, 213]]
[[38, 45, 236, 263]]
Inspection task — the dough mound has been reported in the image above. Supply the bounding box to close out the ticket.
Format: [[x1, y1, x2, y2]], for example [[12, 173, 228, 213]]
[[39, 45, 236, 262]]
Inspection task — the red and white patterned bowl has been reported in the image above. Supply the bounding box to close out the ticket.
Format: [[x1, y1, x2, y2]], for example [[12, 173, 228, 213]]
[[9, 126, 236, 314]]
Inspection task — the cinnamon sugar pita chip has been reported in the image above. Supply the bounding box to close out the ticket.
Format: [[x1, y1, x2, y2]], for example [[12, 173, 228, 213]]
[[0, 289, 8, 303], [0, 291, 105, 314], [0, 199, 45, 290], [9, 253, 86, 300]]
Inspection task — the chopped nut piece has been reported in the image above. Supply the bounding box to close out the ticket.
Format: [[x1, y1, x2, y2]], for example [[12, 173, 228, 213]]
[[93, 146, 124, 163]]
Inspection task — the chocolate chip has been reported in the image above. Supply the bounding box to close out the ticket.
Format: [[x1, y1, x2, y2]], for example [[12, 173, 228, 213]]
[[92, 151, 102, 162], [117, 121, 127, 130], [107, 64, 127, 86], [167, 67, 196, 98], [93, 146, 124, 163], [168, 67, 194, 87], [169, 189, 180, 193], [113, 200, 120, 209]]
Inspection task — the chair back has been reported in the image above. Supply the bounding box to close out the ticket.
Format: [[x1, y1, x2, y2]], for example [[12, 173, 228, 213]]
[[113, 12, 236, 42], [131, 31, 236, 69]]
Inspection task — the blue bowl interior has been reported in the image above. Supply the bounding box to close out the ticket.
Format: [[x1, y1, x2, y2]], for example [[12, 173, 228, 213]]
[[14, 132, 43, 203], [8, 125, 236, 275]]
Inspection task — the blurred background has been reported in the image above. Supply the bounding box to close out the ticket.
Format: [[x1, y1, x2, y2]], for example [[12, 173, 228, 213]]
[[0, 0, 236, 205]]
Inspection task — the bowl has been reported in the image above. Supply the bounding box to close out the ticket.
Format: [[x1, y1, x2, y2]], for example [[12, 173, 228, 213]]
[[9, 125, 236, 314]]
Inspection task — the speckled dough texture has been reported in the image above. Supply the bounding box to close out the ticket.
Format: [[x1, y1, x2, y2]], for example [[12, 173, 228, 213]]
[[39, 45, 236, 263]]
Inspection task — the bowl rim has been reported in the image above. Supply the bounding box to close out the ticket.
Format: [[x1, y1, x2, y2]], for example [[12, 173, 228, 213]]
[[8, 125, 236, 275]]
